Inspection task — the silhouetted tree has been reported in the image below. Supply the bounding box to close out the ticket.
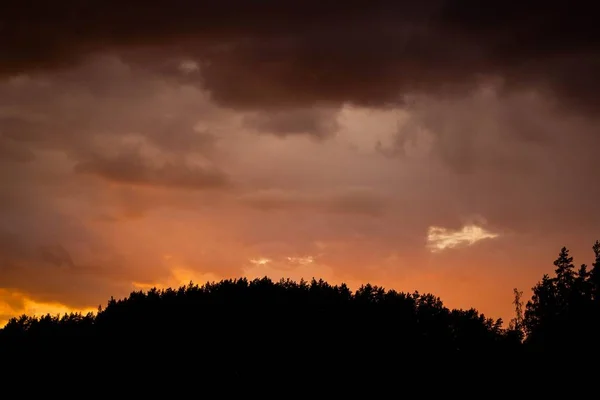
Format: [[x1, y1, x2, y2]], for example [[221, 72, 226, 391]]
[[0, 276, 519, 370], [524, 241, 600, 353], [4, 241, 599, 382], [508, 288, 524, 343], [590, 240, 600, 301]]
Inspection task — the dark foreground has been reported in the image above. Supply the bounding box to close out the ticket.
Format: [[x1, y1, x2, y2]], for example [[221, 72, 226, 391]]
[[2, 241, 600, 387]]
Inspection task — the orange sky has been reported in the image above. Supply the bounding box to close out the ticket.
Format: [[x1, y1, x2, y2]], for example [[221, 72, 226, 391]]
[[1, 64, 597, 326], [1, 3, 599, 327]]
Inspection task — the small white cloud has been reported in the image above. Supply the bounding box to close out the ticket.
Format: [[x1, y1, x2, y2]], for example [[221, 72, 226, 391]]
[[249, 257, 271, 265], [426, 224, 499, 252], [286, 256, 315, 265]]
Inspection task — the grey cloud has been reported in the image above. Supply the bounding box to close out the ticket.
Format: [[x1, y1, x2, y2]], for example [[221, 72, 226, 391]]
[[74, 150, 229, 191], [238, 187, 388, 216], [0, 56, 222, 159], [242, 107, 340, 138], [0, 232, 28, 272], [39, 245, 75, 268], [380, 86, 599, 175], [377, 87, 600, 236]]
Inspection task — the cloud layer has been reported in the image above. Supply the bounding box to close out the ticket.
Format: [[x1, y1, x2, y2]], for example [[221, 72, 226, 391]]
[[2, 1, 598, 112]]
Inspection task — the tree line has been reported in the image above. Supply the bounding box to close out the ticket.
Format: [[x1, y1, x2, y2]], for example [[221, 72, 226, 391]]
[[1, 240, 599, 380]]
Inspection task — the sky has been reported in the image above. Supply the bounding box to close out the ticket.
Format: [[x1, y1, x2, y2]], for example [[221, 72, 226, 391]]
[[1, 1, 599, 326]]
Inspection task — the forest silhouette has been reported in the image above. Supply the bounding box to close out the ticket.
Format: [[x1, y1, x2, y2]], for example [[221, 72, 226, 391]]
[[2, 240, 599, 382]]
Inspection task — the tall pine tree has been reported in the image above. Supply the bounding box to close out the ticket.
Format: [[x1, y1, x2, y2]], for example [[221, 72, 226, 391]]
[[590, 240, 600, 301]]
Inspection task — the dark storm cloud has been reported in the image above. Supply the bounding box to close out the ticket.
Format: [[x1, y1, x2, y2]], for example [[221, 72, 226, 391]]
[[1, 1, 598, 112]]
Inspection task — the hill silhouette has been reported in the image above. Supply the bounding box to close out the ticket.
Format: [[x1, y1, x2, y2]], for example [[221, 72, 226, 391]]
[[1, 240, 599, 385]]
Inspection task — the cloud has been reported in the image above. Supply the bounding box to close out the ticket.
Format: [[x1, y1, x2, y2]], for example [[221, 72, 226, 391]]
[[1, 1, 598, 115], [242, 107, 340, 138], [249, 257, 271, 266], [0, 231, 138, 308], [0, 55, 226, 159], [237, 187, 388, 216], [286, 256, 315, 266], [1, 13, 599, 328], [39, 244, 75, 268], [0, 135, 36, 163], [378, 84, 584, 174], [74, 150, 229, 191], [243, 253, 343, 288], [427, 225, 499, 252]]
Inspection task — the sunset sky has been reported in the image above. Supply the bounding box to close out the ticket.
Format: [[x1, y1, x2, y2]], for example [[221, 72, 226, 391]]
[[1, 1, 598, 326]]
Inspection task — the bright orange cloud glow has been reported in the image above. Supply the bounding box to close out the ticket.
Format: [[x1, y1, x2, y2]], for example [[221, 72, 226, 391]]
[[0, 289, 97, 327]]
